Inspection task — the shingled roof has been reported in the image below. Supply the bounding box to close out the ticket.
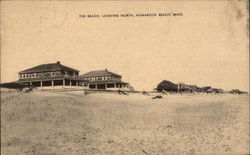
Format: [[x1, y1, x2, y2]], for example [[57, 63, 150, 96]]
[[19, 61, 79, 73], [80, 69, 121, 78], [156, 80, 178, 92]]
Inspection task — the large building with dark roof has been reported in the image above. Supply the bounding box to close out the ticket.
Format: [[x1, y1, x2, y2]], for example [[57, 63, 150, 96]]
[[14, 61, 131, 90], [80, 69, 129, 90], [18, 61, 83, 89], [0, 61, 132, 90]]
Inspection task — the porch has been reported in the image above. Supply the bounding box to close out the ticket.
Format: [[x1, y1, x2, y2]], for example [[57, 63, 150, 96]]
[[18, 77, 84, 90], [88, 82, 128, 90]]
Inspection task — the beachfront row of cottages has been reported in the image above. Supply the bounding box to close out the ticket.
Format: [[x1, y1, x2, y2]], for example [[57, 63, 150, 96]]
[[18, 61, 131, 90]]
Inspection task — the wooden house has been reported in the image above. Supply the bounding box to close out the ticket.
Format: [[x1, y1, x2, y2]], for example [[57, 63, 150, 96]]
[[18, 61, 83, 89], [80, 69, 129, 90]]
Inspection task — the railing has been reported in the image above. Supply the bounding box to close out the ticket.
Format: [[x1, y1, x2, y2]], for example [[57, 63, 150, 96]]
[[88, 78, 122, 81]]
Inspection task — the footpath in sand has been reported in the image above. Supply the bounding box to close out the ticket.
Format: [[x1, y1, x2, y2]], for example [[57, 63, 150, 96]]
[[1, 91, 249, 155]]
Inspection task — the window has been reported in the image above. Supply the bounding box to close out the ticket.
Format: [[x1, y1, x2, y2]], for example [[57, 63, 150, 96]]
[[89, 84, 96, 89], [107, 83, 115, 88]]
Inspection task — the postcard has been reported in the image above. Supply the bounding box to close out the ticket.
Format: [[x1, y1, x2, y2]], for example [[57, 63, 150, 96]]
[[1, 1, 249, 154]]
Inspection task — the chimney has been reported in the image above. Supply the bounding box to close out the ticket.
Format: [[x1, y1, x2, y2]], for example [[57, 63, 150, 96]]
[[57, 61, 60, 64], [105, 68, 108, 71]]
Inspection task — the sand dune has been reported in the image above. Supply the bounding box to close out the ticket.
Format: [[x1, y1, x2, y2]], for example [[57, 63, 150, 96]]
[[1, 91, 249, 155]]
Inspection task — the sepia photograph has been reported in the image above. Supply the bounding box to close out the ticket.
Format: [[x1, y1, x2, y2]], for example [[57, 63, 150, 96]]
[[1, 0, 249, 155]]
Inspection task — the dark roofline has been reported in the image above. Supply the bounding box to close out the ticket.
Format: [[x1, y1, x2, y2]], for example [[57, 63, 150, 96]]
[[80, 69, 121, 77], [19, 62, 79, 74]]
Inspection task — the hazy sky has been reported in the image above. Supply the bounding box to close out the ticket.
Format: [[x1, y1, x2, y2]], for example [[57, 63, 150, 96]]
[[1, 1, 249, 91]]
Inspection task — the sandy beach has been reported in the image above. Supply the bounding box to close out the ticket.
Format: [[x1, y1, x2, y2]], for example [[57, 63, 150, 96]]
[[1, 91, 249, 155]]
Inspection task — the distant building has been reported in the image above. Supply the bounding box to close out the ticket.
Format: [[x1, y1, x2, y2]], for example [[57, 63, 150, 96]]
[[156, 80, 178, 92], [18, 61, 83, 89], [80, 69, 129, 90]]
